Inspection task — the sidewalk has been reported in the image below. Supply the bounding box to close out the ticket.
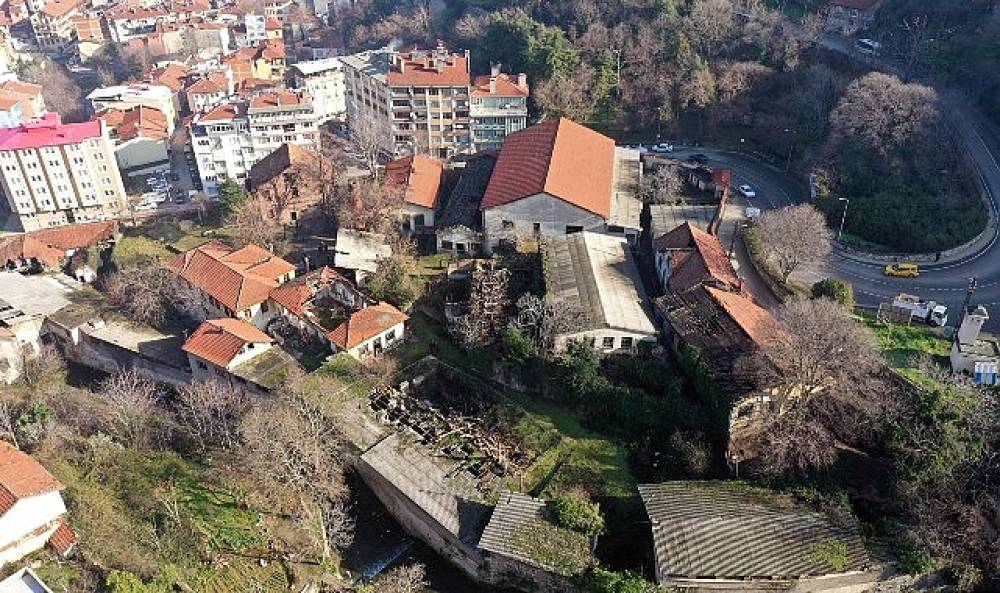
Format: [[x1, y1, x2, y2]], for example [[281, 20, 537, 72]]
[[716, 194, 781, 310]]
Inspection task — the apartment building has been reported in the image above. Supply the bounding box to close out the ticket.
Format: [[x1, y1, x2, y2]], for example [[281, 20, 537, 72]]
[[470, 65, 528, 151], [30, 0, 84, 54], [291, 57, 346, 122], [86, 83, 177, 134], [190, 90, 319, 195], [103, 0, 211, 42], [0, 113, 127, 231], [342, 43, 473, 159]]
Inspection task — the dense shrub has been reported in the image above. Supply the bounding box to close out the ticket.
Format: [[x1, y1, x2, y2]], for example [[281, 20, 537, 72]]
[[552, 495, 605, 535], [811, 278, 855, 309]]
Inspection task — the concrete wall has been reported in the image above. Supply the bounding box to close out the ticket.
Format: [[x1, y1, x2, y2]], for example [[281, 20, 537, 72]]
[[115, 137, 169, 175], [660, 569, 882, 593], [56, 324, 192, 388], [482, 193, 605, 253], [555, 329, 657, 354], [480, 552, 580, 593]]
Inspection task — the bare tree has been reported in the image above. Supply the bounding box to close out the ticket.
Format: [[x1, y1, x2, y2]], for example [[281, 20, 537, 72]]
[[102, 266, 203, 329], [742, 299, 890, 475], [19, 58, 86, 121], [231, 192, 285, 252], [98, 369, 162, 447], [533, 64, 600, 122], [359, 564, 427, 593], [19, 344, 65, 388], [0, 401, 19, 449], [174, 379, 248, 450], [683, 0, 737, 57], [639, 165, 684, 204], [337, 179, 404, 236], [756, 204, 832, 281]]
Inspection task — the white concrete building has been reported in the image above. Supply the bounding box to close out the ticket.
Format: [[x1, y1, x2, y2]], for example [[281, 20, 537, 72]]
[[0, 113, 128, 231], [0, 442, 76, 567], [190, 91, 319, 196], [291, 57, 346, 123], [86, 84, 177, 134], [0, 567, 55, 593], [470, 64, 528, 152], [950, 305, 1000, 386], [182, 317, 278, 387], [543, 231, 657, 353]]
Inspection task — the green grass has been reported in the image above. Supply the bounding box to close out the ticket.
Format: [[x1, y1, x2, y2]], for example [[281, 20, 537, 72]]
[[412, 253, 453, 277], [177, 480, 267, 554], [862, 313, 951, 385], [511, 518, 592, 576], [393, 311, 493, 375], [112, 235, 173, 267]]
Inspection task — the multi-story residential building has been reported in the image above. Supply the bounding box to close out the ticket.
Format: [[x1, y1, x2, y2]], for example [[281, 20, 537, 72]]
[[86, 83, 177, 134], [223, 39, 285, 86], [184, 72, 231, 115], [30, 0, 84, 54], [94, 105, 170, 176], [233, 13, 282, 47], [291, 57, 345, 123], [342, 43, 473, 159], [189, 90, 318, 195], [470, 65, 528, 151], [0, 113, 128, 231], [103, 0, 210, 42]]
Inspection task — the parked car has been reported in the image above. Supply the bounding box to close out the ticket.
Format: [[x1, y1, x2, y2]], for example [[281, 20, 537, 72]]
[[884, 263, 920, 278], [738, 184, 757, 199], [652, 143, 674, 153], [134, 201, 157, 211], [688, 153, 709, 165]]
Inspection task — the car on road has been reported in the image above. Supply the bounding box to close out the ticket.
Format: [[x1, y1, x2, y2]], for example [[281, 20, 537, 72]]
[[651, 143, 674, 153], [688, 153, 709, 165], [738, 184, 756, 199], [884, 263, 920, 278]]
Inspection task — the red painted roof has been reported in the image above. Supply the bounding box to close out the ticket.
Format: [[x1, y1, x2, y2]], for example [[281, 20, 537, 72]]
[[0, 113, 102, 151], [0, 442, 63, 516], [705, 286, 784, 347], [268, 266, 350, 317], [471, 73, 528, 98], [182, 318, 273, 368], [166, 242, 295, 312], [328, 302, 408, 350], [481, 118, 615, 218], [655, 222, 741, 292], [386, 48, 469, 87], [40, 0, 82, 18], [385, 154, 443, 209]]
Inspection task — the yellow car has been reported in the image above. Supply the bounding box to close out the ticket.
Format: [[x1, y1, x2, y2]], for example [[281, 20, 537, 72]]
[[884, 263, 920, 278]]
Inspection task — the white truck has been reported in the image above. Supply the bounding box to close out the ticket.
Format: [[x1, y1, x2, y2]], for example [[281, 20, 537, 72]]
[[893, 293, 948, 327]]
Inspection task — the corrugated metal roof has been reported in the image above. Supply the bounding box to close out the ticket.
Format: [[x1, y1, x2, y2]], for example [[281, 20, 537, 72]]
[[638, 482, 870, 580]]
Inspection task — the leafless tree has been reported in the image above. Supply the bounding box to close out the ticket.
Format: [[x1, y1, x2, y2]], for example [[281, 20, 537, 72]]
[[683, 0, 737, 57], [639, 165, 684, 204], [0, 401, 18, 449], [102, 266, 203, 329], [174, 378, 249, 450], [337, 179, 405, 237], [296, 495, 354, 563], [19, 58, 86, 122], [533, 65, 600, 122], [98, 369, 163, 447], [742, 298, 891, 475], [231, 192, 285, 252], [19, 344, 65, 388], [513, 293, 585, 353], [756, 204, 832, 281], [359, 564, 427, 593]]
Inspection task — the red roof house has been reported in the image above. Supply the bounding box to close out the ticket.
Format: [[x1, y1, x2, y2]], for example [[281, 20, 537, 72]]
[[0, 442, 75, 563], [182, 318, 274, 369]]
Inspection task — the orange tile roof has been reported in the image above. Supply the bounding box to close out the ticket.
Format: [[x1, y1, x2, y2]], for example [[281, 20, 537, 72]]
[[705, 286, 784, 347], [481, 118, 614, 218], [327, 302, 408, 350], [0, 221, 119, 268], [264, 16, 281, 29], [385, 154, 443, 209], [182, 318, 273, 367], [471, 73, 528, 98], [260, 38, 285, 60], [40, 0, 82, 18], [99, 106, 168, 141], [186, 76, 224, 95], [198, 102, 240, 121], [238, 77, 277, 95], [0, 442, 63, 516], [166, 241, 294, 312], [149, 63, 189, 92], [249, 90, 300, 109], [386, 48, 469, 87], [656, 222, 741, 292], [268, 266, 350, 317], [47, 518, 77, 555]]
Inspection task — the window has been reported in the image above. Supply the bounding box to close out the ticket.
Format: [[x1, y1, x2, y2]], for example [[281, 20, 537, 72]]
[[502, 220, 514, 230], [413, 213, 425, 226], [621, 337, 633, 349], [386, 329, 396, 341], [602, 337, 615, 349], [196, 360, 208, 370], [532, 222, 540, 234], [441, 240, 453, 250], [567, 225, 584, 234], [261, 301, 269, 313]]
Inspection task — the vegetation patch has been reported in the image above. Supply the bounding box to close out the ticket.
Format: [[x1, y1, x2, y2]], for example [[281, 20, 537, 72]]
[[510, 517, 591, 576], [111, 236, 173, 268]]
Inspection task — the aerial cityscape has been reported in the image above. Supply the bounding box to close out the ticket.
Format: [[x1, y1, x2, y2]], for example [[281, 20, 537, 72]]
[[0, 0, 997, 592]]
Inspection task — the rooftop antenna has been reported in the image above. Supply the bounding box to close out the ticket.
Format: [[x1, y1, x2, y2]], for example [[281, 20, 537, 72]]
[[954, 276, 978, 344]]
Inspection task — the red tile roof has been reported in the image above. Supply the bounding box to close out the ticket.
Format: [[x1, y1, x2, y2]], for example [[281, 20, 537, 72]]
[[481, 118, 615, 218], [385, 154, 443, 209], [655, 222, 741, 292], [471, 73, 528, 98], [186, 76, 224, 95], [97, 106, 168, 141], [386, 48, 469, 87], [264, 16, 282, 29], [198, 102, 240, 121], [328, 302, 408, 350], [0, 221, 119, 268], [148, 63, 189, 92], [0, 113, 102, 150], [0, 442, 63, 516], [166, 242, 295, 312], [249, 90, 300, 109], [705, 286, 784, 347], [47, 518, 77, 555], [268, 266, 350, 317], [40, 0, 82, 18], [182, 318, 274, 367]]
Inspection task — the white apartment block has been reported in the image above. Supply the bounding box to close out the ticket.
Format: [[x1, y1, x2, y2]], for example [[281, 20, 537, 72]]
[[470, 65, 529, 152], [30, 0, 83, 54], [87, 84, 177, 134], [342, 44, 473, 159], [190, 91, 319, 196], [291, 57, 346, 123], [0, 114, 127, 231]]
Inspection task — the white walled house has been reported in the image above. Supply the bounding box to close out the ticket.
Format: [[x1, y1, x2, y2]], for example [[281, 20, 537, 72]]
[[291, 57, 347, 123], [543, 232, 657, 354], [327, 302, 408, 358], [181, 317, 298, 391], [86, 84, 177, 135], [0, 442, 76, 567], [384, 154, 443, 232]]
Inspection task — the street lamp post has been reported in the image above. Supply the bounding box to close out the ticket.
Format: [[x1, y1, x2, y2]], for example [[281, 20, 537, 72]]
[[838, 198, 850, 241]]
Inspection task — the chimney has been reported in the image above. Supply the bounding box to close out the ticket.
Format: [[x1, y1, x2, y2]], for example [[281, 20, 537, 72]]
[[490, 62, 501, 77], [958, 305, 989, 346], [489, 76, 496, 94], [517, 73, 527, 88]]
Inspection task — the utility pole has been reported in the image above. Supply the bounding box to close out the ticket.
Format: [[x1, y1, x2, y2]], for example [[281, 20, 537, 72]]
[[954, 277, 978, 344]]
